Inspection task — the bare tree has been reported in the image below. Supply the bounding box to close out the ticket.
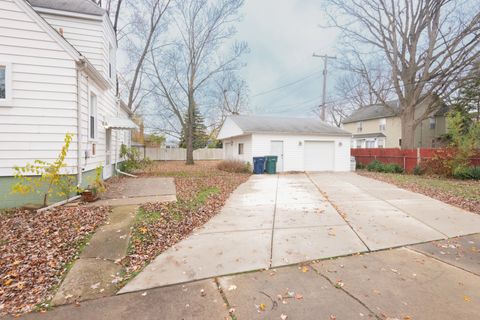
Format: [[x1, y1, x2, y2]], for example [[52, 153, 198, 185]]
[[206, 71, 249, 133], [326, 0, 480, 149], [150, 0, 247, 164], [120, 0, 171, 113]]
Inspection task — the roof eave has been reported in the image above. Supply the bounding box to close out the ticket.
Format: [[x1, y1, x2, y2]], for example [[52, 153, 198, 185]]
[[246, 130, 352, 137], [31, 6, 104, 21]]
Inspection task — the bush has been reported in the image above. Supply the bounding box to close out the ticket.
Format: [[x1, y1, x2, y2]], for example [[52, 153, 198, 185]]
[[413, 165, 424, 176], [217, 160, 251, 173], [367, 160, 404, 174], [453, 166, 480, 180], [356, 162, 366, 170], [119, 144, 151, 173]]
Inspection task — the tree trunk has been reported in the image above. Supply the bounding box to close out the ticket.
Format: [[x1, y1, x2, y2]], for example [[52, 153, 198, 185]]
[[185, 94, 195, 165], [401, 106, 416, 150]]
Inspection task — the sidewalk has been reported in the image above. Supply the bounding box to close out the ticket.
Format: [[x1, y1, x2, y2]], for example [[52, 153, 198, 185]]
[[21, 233, 480, 320]]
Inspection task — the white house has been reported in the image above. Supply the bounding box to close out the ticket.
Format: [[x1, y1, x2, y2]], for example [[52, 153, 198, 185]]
[[218, 115, 353, 172], [0, 0, 137, 208]]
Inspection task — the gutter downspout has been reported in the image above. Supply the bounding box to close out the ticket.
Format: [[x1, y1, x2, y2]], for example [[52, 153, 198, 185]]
[[76, 59, 87, 187]]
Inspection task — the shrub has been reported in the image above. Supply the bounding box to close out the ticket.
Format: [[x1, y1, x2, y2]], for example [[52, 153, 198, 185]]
[[356, 162, 366, 170], [366, 160, 383, 172], [413, 165, 424, 176], [367, 160, 404, 174], [217, 160, 251, 173], [453, 166, 480, 180], [119, 144, 151, 173], [12, 133, 76, 207]]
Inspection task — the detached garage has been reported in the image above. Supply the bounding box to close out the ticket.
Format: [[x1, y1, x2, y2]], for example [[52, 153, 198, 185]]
[[218, 115, 353, 172]]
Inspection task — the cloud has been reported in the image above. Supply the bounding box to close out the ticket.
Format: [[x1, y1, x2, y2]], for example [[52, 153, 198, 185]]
[[236, 0, 339, 116]]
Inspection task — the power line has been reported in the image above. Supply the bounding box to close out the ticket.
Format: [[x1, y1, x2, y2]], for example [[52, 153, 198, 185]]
[[251, 69, 323, 97]]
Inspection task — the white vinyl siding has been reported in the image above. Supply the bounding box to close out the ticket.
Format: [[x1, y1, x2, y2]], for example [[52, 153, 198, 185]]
[[0, 0, 78, 176], [0, 0, 129, 177]]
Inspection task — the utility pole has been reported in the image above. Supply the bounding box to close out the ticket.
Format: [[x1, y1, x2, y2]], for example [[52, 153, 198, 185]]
[[313, 53, 336, 121]]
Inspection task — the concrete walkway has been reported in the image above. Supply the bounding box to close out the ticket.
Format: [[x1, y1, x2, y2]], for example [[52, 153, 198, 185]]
[[120, 172, 480, 294], [52, 205, 138, 305], [23, 234, 480, 320]]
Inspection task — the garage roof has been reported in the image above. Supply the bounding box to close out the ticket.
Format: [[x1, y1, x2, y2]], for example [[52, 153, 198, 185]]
[[27, 0, 105, 16], [227, 115, 352, 136]]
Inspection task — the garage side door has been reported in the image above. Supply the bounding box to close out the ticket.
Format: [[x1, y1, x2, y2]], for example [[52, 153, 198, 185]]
[[304, 141, 335, 171]]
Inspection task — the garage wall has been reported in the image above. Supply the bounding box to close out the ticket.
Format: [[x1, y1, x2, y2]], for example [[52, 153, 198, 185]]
[[251, 133, 351, 172], [222, 135, 252, 164]]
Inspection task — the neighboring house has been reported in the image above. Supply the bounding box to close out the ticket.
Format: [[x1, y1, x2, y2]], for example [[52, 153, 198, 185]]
[[0, 0, 137, 209], [217, 115, 352, 172], [342, 100, 448, 148]]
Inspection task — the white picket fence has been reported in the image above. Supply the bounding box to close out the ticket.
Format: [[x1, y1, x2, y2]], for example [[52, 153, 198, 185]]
[[134, 146, 224, 161]]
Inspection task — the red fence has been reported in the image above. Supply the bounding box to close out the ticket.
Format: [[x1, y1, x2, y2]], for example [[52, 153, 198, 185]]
[[351, 148, 480, 172]]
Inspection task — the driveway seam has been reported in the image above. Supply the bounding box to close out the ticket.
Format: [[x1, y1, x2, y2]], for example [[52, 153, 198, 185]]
[[306, 173, 371, 252], [310, 265, 381, 320], [269, 175, 280, 268], [405, 246, 480, 277]]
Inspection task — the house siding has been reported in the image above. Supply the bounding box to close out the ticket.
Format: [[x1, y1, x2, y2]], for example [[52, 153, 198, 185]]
[[0, 0, 131, 208], [222, 135, 252, 164], [0, 0, 79, 176]]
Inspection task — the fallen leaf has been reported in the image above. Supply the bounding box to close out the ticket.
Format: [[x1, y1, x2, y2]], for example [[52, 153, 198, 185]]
[[335, 281, 344, 289], [464, 295, 471, 302], [228, 285, 237, 291], [301, 266, 309, 273], [259, 303, 266, 312], [141, 292, 147, 296], [280, 313, 288, 320]]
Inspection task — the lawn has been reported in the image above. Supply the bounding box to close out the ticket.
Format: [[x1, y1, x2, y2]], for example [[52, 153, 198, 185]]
[[358, 171, 480, 215], [120, 161, 250, 284]]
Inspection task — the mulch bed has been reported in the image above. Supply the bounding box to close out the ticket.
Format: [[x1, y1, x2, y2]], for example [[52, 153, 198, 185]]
[[121, 161, 250, 281], [0, 205, 109, 316], [357, 171, 480, 215]]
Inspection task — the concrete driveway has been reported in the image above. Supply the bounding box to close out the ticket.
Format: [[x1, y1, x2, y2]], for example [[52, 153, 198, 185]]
[[120, 172, 480, 294]]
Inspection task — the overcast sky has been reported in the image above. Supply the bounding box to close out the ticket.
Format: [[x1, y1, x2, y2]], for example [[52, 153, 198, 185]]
[[236, 0, 340, 117]]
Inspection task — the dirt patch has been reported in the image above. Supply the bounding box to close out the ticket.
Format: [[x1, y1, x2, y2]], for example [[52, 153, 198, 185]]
[[121, 161, 250, 282], [0, 205, 109, 316], [357, 171, 480, 215]]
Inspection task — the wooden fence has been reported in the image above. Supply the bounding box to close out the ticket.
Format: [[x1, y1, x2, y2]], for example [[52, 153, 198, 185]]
[[134, 146, 224, 161], [351, 148, 480, 172]]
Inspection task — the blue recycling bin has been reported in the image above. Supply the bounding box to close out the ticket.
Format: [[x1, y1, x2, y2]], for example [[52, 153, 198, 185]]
[[253, 157, 266, 174]]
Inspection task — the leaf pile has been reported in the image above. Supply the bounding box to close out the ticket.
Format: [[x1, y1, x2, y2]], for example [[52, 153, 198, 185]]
[[0, 205, 109, 316], [122, 161, 250, 280], [358, 171, 480, 215]]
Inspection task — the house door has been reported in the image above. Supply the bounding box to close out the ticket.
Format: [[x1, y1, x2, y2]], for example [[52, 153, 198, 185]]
[[103, 129, 113, 179], [270, 140, 284, 172]]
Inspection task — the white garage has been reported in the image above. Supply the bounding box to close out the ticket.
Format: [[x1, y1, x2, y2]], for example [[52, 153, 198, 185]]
[[218, 115, 352, 172]]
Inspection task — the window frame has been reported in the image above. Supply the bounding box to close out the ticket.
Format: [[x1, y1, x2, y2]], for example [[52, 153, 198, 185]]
[[108, 44, 116, 81], [238, 143, 244, 155], [379, 118, 386, 131], [0, 62, 12, 106], [357, 121, 363, 133], [429, 117, 436, 129], [88, 87, 99, 141]]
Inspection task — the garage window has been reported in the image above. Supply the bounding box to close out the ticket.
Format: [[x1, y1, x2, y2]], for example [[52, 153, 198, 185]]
[[238, 143, 244, 155]]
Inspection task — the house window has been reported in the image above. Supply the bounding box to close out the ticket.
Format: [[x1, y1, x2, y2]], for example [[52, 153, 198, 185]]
[[429, 117, 436, 129], [357, 121, 363, 132], [0, 62, 12, 105], [378, 138, 385, 148], [89, 92, 98, 140], [238, 143, 244, 155], [366, 140, 375, 148], [0, 66, 5, 99], [379, 118, 386, 131]]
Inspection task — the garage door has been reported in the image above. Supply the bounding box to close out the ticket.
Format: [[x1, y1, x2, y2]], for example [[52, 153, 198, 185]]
[[304, 141, 335, 171]]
